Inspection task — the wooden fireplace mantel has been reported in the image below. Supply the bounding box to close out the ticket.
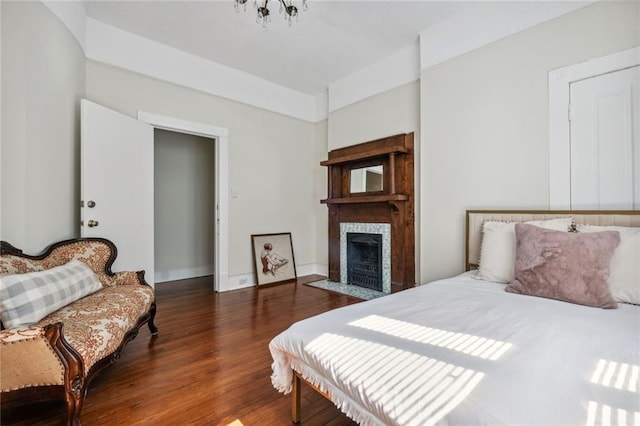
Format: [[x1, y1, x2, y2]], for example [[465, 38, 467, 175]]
[[321, 134, 412, 205], [319, 145, 409, 166], [321, 133, 415, 292]]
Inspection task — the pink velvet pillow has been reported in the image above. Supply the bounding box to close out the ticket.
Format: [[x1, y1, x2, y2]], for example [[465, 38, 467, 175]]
[[506, 223, 620, 309]]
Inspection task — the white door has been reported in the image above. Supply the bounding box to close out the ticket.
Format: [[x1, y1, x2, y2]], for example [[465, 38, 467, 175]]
[[81, 99, 155, 285], [569, 66, 640, 210]]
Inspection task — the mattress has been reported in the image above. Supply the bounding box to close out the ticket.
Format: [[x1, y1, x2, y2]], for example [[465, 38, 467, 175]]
[[269, 272, 640, 425]]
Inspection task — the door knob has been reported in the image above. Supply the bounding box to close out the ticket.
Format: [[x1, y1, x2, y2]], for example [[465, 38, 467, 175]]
[[87, 220, 99, 228]]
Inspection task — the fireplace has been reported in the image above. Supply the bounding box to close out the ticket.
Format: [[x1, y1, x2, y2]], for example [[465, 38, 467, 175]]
[[340, 223, 391, 293], [322, 133, 415, 292], [347, 233, 383, 291]]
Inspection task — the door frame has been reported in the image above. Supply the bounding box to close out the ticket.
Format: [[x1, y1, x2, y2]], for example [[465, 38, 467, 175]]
[[138, 111, 229, 292], [548, 46, 640, 209]]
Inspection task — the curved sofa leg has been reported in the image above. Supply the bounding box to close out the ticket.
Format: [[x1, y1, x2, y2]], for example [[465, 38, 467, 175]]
[[44, 323, 86, 426], [65, 386, 85, 426], [147, 302, 158, 335]]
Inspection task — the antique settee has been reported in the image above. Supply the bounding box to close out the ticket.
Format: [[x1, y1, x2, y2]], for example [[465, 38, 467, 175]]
[[0, 237, 157, 425]]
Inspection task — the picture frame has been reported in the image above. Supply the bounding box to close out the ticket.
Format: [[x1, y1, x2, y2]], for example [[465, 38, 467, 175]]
[[251, 232, 297, 286]]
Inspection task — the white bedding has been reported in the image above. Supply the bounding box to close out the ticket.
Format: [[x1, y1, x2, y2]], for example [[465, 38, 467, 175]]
[[270, 272, 640, 425]]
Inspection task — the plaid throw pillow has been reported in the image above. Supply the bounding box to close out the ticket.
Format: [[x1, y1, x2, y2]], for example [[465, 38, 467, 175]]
[[0, 260, 103, 328]]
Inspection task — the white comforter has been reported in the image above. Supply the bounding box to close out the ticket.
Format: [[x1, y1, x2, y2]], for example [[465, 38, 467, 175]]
[[270, 273, 640, 425]]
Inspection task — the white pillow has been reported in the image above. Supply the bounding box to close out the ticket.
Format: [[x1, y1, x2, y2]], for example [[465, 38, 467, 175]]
[[577, 224, 640, 305], [476, 217, 573, 283], [0, 260, 103, 328]]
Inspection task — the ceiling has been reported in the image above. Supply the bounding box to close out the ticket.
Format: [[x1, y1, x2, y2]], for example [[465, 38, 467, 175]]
[[82, 1, 473, 95]]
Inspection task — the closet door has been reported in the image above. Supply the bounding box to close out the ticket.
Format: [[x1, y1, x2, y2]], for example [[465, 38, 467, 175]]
[[81, 99, 155, 285], [569, 66, 639, 210]]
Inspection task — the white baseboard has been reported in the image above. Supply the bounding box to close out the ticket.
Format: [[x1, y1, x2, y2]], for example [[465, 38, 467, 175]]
[[223, 272, 256, 292], [155, 264, 214, 283], [219, 263, 328, 293], [296, 263, 327, 277], [158, 263, 329, 290]]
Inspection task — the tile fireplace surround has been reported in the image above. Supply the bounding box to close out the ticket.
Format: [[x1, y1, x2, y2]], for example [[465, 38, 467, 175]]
[[340, 222, 391, 293], [321, 133, 415, 292]]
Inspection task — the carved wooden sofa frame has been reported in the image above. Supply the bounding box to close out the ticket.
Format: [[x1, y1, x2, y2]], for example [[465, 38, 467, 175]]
[[0, 238, 158, 426]]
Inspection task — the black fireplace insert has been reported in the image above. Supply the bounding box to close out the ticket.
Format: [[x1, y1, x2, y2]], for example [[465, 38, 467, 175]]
[[346, 232, 383, 291]]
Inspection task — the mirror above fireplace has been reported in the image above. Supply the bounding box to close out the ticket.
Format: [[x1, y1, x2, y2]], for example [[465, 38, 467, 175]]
[[350, 165, 383, 193]]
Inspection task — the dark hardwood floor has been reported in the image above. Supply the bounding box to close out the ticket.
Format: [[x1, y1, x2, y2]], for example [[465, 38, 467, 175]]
[[1, 275, 361, 425]]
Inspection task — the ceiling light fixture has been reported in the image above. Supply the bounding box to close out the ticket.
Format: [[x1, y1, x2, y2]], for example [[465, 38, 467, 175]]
[[235, 0, 308, 27]]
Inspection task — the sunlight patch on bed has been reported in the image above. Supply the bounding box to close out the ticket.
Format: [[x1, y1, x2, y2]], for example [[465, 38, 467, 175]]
[[591, 359, 639, 392], [348, 315, 512, 360], [586, 401, 640, 426], [305, 333, 484, 425]]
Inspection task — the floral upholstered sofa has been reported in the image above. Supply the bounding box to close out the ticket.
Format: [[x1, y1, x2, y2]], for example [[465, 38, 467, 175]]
[[0, 237, 157, 426]]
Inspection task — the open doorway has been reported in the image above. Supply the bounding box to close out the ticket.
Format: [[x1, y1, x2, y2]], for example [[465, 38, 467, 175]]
[[137, 110, 229, 292], [154, 129, 215, 284]]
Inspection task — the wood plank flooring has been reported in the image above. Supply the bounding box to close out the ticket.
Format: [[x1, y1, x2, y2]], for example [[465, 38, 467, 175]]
[[1, 275, 361, 426]]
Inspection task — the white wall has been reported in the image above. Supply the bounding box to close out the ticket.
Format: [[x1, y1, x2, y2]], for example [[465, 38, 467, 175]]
[[85, 60, 323, 287], [328, 81, 420, 151], [419, 1, 640, 283], [313, 120, 328, 275], [1, 1, 85, 252], [154, 129, 214, 282]]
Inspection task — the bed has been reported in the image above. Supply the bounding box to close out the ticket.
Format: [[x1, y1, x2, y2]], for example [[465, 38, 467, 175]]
[[269, 210, 640, 425]]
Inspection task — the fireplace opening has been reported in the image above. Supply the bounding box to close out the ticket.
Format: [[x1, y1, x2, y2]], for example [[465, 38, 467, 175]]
[[347, 232, 383, 291]]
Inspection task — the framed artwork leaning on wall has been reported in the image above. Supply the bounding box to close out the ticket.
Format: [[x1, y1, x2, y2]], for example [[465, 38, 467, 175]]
[[251, 233, 297, 286]]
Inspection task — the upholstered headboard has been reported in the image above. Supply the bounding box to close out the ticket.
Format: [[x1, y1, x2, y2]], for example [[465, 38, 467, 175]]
[[465, 210, 640, 271]]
